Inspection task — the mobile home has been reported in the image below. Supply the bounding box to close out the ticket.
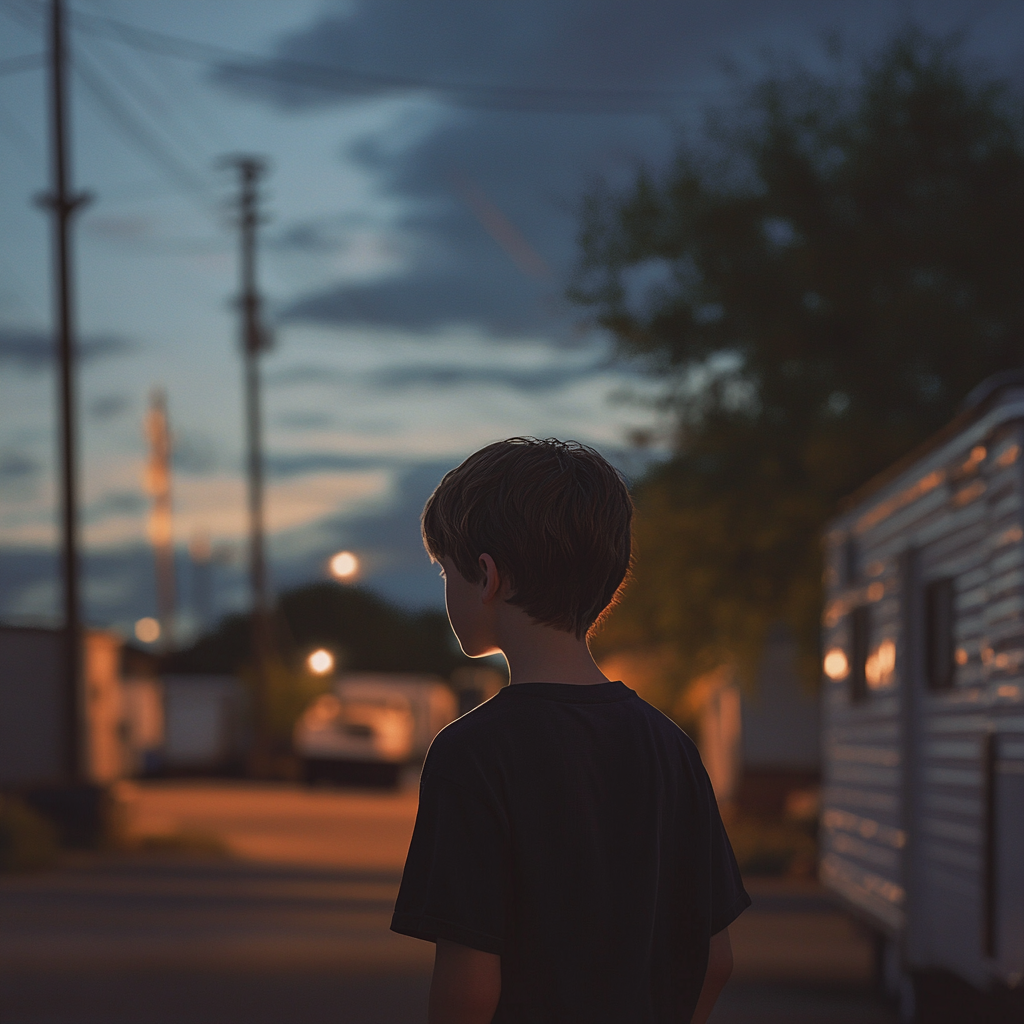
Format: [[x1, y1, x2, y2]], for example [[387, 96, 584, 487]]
[[820, 371, 1024, 1016]]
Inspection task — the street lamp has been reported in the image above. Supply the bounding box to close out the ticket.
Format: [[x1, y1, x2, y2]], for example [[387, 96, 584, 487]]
[[329, 550, 359, 582], [135, 617, 161, 644], [307, 648, 335, 676]]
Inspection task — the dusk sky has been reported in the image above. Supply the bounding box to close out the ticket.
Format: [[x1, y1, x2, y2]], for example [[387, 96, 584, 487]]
[[1, 0, 1020, 640]]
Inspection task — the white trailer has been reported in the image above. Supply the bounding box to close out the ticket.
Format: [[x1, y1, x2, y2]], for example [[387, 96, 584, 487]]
[[161, 674, 248, 773], [294, 673, 457, 787], [820, 371, 1024, 1019]]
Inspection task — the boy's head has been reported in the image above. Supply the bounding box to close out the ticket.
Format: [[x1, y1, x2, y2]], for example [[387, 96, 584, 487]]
[[422, 438, 633, 639]]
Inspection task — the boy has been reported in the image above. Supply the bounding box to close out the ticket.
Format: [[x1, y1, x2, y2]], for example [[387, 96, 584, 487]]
[[392, 438, 749, 1024]]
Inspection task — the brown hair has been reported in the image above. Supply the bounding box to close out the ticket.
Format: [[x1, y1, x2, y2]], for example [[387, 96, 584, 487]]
[[422, 438, 633, 639]]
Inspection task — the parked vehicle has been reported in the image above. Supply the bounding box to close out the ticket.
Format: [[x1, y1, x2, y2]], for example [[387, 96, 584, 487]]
[[820, 371, 1024, 1019], [294, 673, 457, 787]]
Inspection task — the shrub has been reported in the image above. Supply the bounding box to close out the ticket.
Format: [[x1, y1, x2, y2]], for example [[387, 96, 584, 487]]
[[0, 796, 59, 871]]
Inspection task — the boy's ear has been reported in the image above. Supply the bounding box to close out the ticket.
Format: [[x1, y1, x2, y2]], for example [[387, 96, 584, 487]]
[[478, 553, 504, 603]]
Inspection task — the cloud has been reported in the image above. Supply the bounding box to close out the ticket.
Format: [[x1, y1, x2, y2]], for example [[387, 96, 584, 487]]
[[213, 1, 1012, 341], [172, 431, 219, 475], [0, 450, 41, 482], [367, 361, 607, 393], [89, 395, 131, 421], [265, 364, 349, 387], [265, 451, 400, 478], [0, 328, 135, 371], [277, 410, 334, 430], [84, 490, 147, 523]]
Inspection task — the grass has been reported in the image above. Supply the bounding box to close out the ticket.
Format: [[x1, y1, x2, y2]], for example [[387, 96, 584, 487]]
[[0, 796, 60, 872]]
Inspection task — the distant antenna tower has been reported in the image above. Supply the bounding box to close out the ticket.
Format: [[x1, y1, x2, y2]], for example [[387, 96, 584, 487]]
[[144, 388, 175, 649]]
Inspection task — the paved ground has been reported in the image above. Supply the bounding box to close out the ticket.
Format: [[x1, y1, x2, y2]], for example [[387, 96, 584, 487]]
[[0, 781, 899, 1024]]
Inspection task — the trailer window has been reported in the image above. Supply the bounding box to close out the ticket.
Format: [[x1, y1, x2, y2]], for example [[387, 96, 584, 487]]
[[842, 537, 859, 586], [925, 578, 956, 691], [849, 605, 870, 702]]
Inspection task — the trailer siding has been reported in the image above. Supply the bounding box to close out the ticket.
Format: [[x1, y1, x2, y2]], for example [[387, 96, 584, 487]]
[[821, 390, 1024, 992]]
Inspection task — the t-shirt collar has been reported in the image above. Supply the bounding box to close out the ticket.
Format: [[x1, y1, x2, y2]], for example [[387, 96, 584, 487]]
[[497, 680, 633, 703]]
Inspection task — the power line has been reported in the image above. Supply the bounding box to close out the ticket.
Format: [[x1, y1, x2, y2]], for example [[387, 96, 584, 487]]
[[73, 21, 217, 173], [52, 2, 710, 114], [71, 45, 215, 208]]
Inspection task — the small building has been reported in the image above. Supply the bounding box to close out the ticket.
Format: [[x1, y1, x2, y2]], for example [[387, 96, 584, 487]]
[[820, 371, 1024, 1012], [739, 627, 819, 818], [0, 625, 135, 785]]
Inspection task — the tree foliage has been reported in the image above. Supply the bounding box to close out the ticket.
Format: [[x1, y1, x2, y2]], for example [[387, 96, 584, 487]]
[[164, 582, 467, 678], [573, 30, 1023, 694]]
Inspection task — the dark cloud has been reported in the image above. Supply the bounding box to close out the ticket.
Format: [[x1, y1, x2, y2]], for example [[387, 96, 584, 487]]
[[214, 1, 1016, 340], [89, 394, 131, 421], [265, 364, 349, 387], [367, 360, 608, 393], [0, 328, 135, 371], [277, 410, 334, 430], [0, 450, 41, 482], [268, 356, 616, 394], [265, 451, 399, 478], [172, 432, 219, 475], [84, 490, 147, 522]]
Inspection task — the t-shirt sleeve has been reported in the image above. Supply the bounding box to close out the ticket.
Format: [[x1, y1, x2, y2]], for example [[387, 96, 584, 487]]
[[706, 777, 751, 935], [390, 768, 509, 955]]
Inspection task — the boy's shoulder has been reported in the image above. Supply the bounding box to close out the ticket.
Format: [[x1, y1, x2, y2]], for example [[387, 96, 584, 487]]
[[424, 682, 701, 777]]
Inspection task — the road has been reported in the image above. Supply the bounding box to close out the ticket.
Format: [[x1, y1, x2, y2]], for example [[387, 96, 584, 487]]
[[0, 781, 897, 1024]]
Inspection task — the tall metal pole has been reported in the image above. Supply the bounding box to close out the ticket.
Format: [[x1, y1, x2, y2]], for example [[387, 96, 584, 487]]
[[37, 0, 91, 782], [144, 388, 175, 650], [223, 156, 271, 766]]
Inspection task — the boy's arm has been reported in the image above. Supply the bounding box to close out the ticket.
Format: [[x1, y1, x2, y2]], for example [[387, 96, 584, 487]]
[[428, 938, 501, 1024], [689, 927, 733, 1024]]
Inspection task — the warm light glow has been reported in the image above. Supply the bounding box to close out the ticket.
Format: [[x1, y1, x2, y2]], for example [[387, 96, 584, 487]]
[[867, 582, 884, 601], [307, 648, 335, 675], [135, 617, 161, 644], [866, 639, 896, 689], [955, 647, 968, 666], [330, 550, 359, 580], [997, 444, 1019, 468], [824, 648, 849, 680], [969, 445, 987, 464]]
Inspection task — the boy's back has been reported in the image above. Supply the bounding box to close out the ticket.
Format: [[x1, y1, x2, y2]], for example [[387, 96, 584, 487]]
[[392, 680, 749, 1024]]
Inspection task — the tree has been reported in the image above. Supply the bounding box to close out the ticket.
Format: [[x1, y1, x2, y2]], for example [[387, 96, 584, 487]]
[[571, 29, 1024, 699]]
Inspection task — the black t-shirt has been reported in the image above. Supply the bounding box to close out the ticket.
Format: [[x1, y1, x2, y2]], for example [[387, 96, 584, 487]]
[[391, 681, 750, 1024]]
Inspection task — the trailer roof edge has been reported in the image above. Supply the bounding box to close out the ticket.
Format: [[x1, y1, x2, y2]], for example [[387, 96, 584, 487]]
[[837, 370, 1024, 515]]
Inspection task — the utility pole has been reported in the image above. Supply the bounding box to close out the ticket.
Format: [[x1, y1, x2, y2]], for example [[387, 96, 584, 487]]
[[36, 0, 91, 782], [144, 388, 175, 650], [223, 155, 272, 769]]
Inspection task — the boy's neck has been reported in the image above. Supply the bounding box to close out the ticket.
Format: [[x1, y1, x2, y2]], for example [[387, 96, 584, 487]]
[[497, 612, 610, 687]]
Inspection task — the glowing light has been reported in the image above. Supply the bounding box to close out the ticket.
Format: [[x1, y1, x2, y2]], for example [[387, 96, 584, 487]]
[[955, 647, 968, 666], [135, 617, 161, 644], [824, 648, 849, 680], [997, 444, 1019, 468], [877, 639, 896, 675], [866, 639, 896, 689], [307, 649, 335, 675], [330, 550, 359, 580], [969, 445, 987, 464], [867, 582, 884, 601]]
